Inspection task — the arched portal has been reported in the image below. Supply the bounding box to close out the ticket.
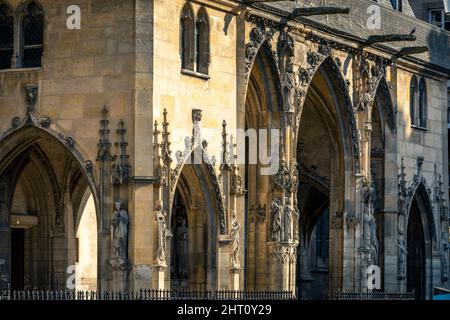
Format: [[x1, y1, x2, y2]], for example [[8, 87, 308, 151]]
[[407, 184, 434, 300], [243, 42, 282, 290], [296, 57, 354, 299], [0, 127, 99, 290], [169, 155, 220, 291]]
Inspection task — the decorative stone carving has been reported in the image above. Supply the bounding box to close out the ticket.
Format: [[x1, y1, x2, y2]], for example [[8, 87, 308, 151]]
[[245, 21, 274, 79], [25, 84, 38, 114], [433, 164, 448, 222], [230, 211, 240, 268], [274, 160, 298, 197], [268, 242, 296, 265], [331, 211, 343, 229], [97, 106, 113, 162], [65, 136, 75, 150], [397, 228, 407, 280], [112, 119, 132, 185], [85, 160, 94, 176], [40, 116, 51, 128], [111, 199, 129, 266], [270, 198, 283, 242], [398, 157, 407, 215], [269, 198, 295, 243], [155, 203, 167, 264], [255, 204, 266, 223], [11, 117, 21, 129]]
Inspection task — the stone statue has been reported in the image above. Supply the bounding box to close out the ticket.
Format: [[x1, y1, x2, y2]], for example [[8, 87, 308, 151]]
[[270, 198, 283, 242], [155, 204, 167, 263], [293, 206, 300, 241], [282, 56, 296, 113], [175, 215, 188, 278], [442, 251, 449, 282], [111, 199, 129, 265], [284, 205, 293, 242], [230, 211, 240, 268], [397, 229, 407, 278], [369, 212, 379, 265]]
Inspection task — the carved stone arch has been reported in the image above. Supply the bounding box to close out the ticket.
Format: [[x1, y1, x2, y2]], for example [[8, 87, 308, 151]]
[[295, 55, 359, 173], [405, 179, 437, 242], [373, 76, 397, 134], [170, 144, 226, 235], [0, 125, 101, 229]]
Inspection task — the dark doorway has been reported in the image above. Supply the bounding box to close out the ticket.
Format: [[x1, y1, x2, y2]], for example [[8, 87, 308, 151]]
[[11, 228, 25, 290], [171, 191, 188, 289], [407, 197, 426, 300], [297, 182, 330, 300]]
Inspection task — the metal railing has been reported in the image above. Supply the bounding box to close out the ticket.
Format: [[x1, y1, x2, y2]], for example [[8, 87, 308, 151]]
[[331, 290, 415, 300], [0, 289, 296, 301]]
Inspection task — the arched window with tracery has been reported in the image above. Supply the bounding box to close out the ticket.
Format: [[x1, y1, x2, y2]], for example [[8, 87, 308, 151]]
[[418, 78, 427, 128], [196, 7, 210, 75], [180, 3, 195, 71], [0, 2, 14, 70], [19, 1, 44, 68]]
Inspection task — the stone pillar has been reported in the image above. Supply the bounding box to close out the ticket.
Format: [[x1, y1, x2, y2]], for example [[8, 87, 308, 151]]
[[267, 242, 296, 291]]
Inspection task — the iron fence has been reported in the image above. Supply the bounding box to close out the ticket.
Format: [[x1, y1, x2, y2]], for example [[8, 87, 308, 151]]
[[0, 289, 296, 301], [331, 290, 415, 300]]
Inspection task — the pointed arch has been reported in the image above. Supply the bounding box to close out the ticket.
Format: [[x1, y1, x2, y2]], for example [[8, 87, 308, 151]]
[[196, 6, 210, 75], [180, 2, 195, 71]]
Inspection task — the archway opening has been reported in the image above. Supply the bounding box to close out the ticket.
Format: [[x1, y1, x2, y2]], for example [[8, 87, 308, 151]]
[[170, 161, 218, 291], [407, 195, 426, 300], [0, 128, 99, 290], [75, 190, 97, 291], [296, 58, 350, 300]]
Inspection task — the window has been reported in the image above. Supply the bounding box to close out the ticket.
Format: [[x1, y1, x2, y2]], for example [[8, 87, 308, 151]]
[[180, 3, 195, 71], [418, 78, 427, 128], [0, 3, 13, 70], [196, 8, 210, 75], [0, 0, 44, 70], [410, 75, 427, 129], [20, 1, 44, 68], [429, 8, 450, 31], [180, 3, 210, 77], [410, 75, 418, 126], [391, 0, 403, 12]]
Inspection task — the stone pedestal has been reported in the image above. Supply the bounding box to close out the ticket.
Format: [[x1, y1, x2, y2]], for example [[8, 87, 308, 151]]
[[110, 259, 130, 292], [153, 265, 167, 290], [230, 266, 243, 291], [267, 242, 297, 291]]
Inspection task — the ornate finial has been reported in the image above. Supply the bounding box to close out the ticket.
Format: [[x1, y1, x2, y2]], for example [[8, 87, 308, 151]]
[[221, 120, 228, 167], [97, 106, 112, 162], [161, 108, 172, 164], [417, 156, 424, 174], [113, 119, 131, 185]]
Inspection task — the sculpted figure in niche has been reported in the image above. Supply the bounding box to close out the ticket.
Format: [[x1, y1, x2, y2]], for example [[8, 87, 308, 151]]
[[270, 198, 283, 242], [230, 211, 240, 268], [397, 229, 407, 278], [111, 199, 129, 264], [175, 215, 188, 279]]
